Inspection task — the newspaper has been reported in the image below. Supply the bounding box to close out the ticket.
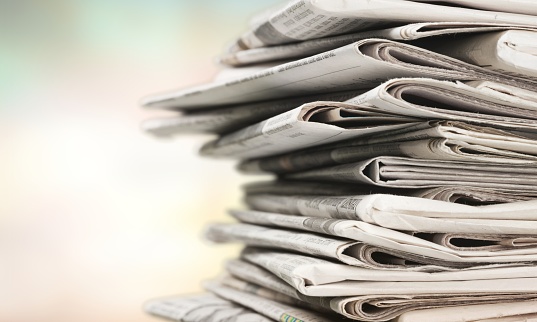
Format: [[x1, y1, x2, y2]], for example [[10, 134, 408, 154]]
[[412, 185, 537, 204], [228, 210, 537, 263], [221, 22, 537, 66], [201, 78, 537, 159], [243, 180, 398, 196], [237, 121, 537, 174], [216, 274, 332, 314], [231, 0, 537, 50], [423, 233, 537, 251], [240, 247, 537, 297], [467, 80, 537, 104], [206, 222, 497, 270], [203, 281, 339, 322], [141, 40, 537, 110], [200, 102, 418, 159], [242, 180, 537, 204], [416, 30, 537, 79], [216, 274, 316, 311], [286, 156, 537, 190], [394, 300, 537, 322], [144, 293, 272, 322], [225, 259, 537, 322], [245, 194, 537, 234], [142, 90, 363, 137], [344, 78, 537, 131]]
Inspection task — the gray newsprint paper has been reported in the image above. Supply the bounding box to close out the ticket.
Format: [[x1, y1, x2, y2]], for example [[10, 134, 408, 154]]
[[242, 180, 537, 204], [231, 0, 537, 50], [394, 300, 537, 322], [286, 156, 537, 190], [221, 23, 537, 67], [142, 90, 362, 137], [344, 78, 537, 131], [237, 121, 537, 175], [416, 30, 537, 80], [245, 194, 537, 234], [225, 259, 537, 322], [141, 40, 537, 110], [239, 247, 537, 297], [201, 78, 537, 159], [199, 101, 418, 159], [228, 210, 537, 264], [144, 293, 272, 322], [216, 274, 331, 314], [206, 222, 516, 270], [203, 280, 340, 322]]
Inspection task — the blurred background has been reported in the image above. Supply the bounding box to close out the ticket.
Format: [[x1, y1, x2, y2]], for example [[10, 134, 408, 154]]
[[0, 0, 277, 321]]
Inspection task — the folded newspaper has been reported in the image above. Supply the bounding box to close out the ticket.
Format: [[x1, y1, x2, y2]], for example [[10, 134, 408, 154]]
[[203, 280, 340, 322], [347, 79, 537, 128], [206, 222, 537, 269], [237, 247, 537, 297], [245, 193, 537, 234], [224, 258, 537, 321], [237, 121, 537, 174], [200, 101, 418, 159], [144, 293, 272, 322], [415, 30, 537, 79], [221, 22, 537, 67], [231, 0, 537, 50], [243, 180, 537, 204], [284, 156, 537, 190], [142, 90, 363, 137], [201, 78, 537, 159], [393, 300, 537, 322], [227, 210, 537, 262], [142, 40, 537, 110]]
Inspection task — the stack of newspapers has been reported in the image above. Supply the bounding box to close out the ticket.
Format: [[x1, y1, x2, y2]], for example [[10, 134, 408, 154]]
[[142, 1, 537, 321]]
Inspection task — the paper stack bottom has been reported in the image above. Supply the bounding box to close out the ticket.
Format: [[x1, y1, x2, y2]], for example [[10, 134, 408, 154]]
[[141, 0, 537, 321]]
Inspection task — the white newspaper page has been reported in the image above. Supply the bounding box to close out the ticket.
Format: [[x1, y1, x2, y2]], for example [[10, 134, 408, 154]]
[[412, 186, 537, 204], [229, 210, 537, 262], [142, 91, 362, 136], [287, 156, 537, 190], [232, 0, 537, 50], [237, 137, 537, 173], [217, 275, 314, 310], [144, 293, 272, 322], [203, 78, 537, 160], [206, 222, 494, 270], [206, 222, 374, 267], [225, 259, 537, 322], [200, 102, 417, 159], [426, 233, 537, 252], [241, 180, 537, 204], [242, 180, 396, 196], [245, 194, 537, 234], [222, 23, 537, 66], [241, 247, 537, 297], [468, 81, 537, 105], [225, 259, 305, 301], [238, 120, 537, 174], [142, 40, 536, 110], [345, 78, 537, 132], [394, 300, 537, 322], [203, 281, 340, 322], [418, 30, 537, 79]]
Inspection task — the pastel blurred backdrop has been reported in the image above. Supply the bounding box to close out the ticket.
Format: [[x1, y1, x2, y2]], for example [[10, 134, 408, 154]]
[[0, 0, 278, 321]]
